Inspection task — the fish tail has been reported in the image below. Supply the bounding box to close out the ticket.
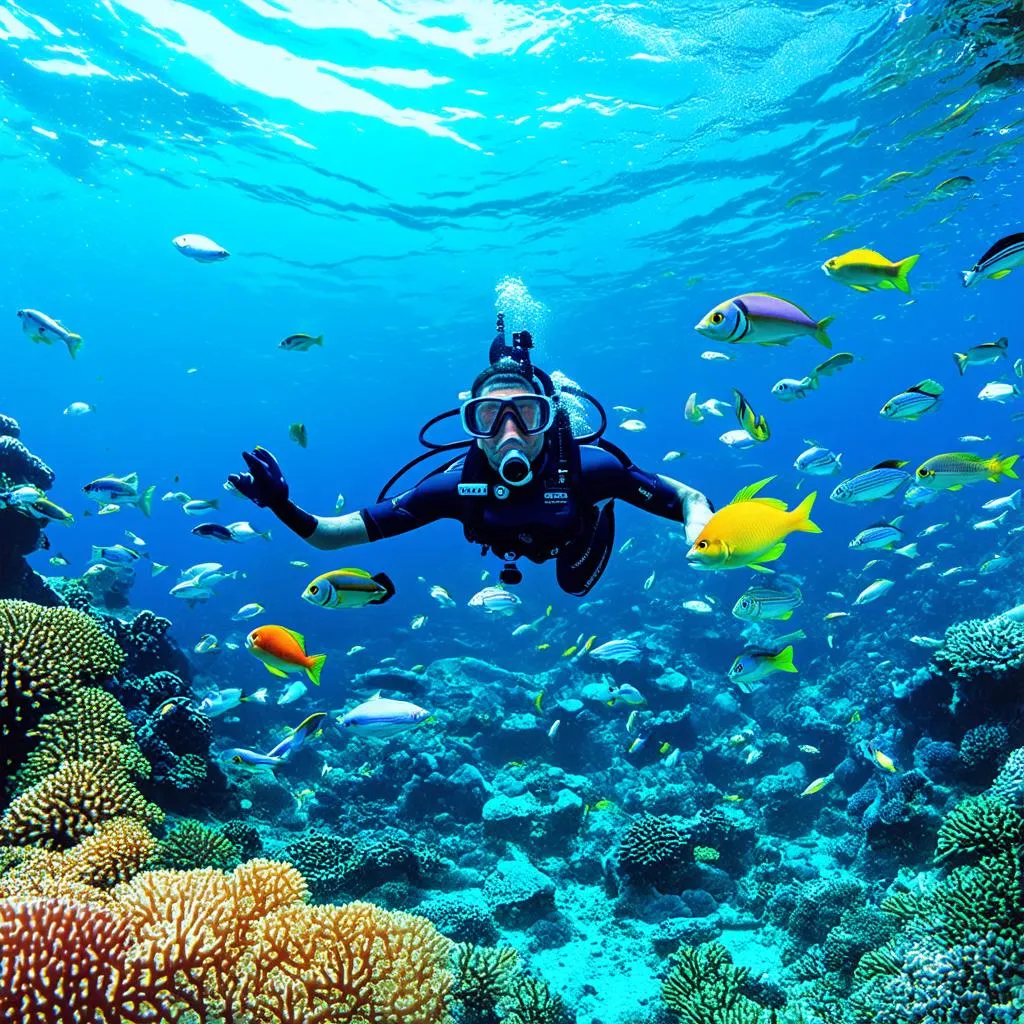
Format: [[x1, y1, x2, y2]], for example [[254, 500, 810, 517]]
[[136, 484, 156, 518], [954, 351, 968, 375], [807, 372, 820, 390], [793, 491, 822, 533], [371, 572, 397, 603], [306, 653, 327, 686], [897, 543, 919, 559], [66, 333, 84, 359], [995, 454, 1020, 481], [315, 335, 324, 346], [261, 529, 272, 541], [894, 253, 919, 293], [814, 315, 835, 349], [773, 644, 798, 673]]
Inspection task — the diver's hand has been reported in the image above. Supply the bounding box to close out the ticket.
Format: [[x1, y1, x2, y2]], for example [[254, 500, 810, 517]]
[[228, 447, 289, 509], [680, 485, 714, 547]]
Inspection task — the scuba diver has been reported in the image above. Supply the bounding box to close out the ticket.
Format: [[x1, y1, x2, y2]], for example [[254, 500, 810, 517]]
[[227, 314, 714, 597]]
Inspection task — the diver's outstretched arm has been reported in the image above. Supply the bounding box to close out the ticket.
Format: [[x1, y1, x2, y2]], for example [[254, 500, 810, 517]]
[[227, 447, 370, 550], [656, 475, 714, 546]]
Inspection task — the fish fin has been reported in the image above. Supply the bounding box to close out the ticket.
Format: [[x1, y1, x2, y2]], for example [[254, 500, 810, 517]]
[[948, 484, 963, 491], [306, 653, 327, 686], [954, 352, 968, 375], [264, 664, 289, 678], [371, 572, 397, 602], [877, 280, 895, 289], [908, 379, 943, 397], [749, 564, 776, 574], [850, 285, 871, 293], [890, 515, 905, 528], [873, 459, 908, 469], [731, 476, 776, 504], [773, 645, 798, 673], [996, 336, 1010, 351], [284, 628, 306, 646], [991, 269, 1013, 279], [814, 315, 835, 349], [793, 491, 821, 534], [733, 678, 754, 694], [750, 497, 789, 511], [778, 609, 793, 621], [66, 333, 84, 359], [758, 542, 787, 564], [997, 454, 1020, 481], [122, 472, 139, 487], [343, 568, 373, 577], [895, 253, 919, 293], [136, 484, 156, 518]]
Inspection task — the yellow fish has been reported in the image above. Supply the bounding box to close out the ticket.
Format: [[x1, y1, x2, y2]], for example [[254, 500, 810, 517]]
[[562, 645, 578, 657], [686, 477, 821, 572], [825, 611, 849, 621], [867, 745, 897, 772], [849, 709, 861, 724], [537, 643, 551, 651], [822, 248, 920, 293], [658, 742, 672, 754], [733, 389, 770, 442], [722, 794, 745, 803], [580, 635, 598, 655], [800, 774, 834, 797], [533, 691, 544, 714]]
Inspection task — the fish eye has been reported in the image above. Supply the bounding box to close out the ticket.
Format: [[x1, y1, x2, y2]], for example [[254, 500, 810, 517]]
[[734, 664, 744, 674], [697, 540, 709, 550], [827, 259, 836, 268], [741, 598, 750, 609], [233, 755, 242, 764], [711, 312, 724, 324], [310, 585, 318, 595]]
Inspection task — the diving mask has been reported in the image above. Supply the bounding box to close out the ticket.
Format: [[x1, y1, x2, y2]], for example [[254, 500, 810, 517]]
[[460, 394, 554, 439]]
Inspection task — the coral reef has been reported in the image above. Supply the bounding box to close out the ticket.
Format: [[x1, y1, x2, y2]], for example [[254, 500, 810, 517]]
[[0, 415, 57, 606], [0, 859, 455, 1024], [0, 599, 124, 785]]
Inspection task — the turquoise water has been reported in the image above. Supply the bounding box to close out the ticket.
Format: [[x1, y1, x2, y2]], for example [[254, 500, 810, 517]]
[[1, 1, 1024, 1021]]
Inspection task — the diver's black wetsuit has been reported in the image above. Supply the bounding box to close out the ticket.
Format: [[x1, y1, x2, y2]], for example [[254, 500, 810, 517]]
[[359, 441, 686, 596]]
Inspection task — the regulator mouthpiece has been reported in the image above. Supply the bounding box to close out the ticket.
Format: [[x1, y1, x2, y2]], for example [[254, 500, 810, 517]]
[[499, 449, 533, 486]]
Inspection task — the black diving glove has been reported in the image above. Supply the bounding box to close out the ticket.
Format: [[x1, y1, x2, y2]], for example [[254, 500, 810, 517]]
[[228, 447, 317, 539]]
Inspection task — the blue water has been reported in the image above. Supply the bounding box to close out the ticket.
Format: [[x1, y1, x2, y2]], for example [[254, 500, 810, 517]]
[[2, 0, 1022, 670]]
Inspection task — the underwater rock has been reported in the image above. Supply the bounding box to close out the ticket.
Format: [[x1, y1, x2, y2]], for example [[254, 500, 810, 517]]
[[482, 787, 583, 856], [652, 914, 723, 956], [352, 666, 429, 696], [0, 415, 57, 605], [400, 763, 492, 821], [483, 856, 557, 928], [484, 713, 551, 763]]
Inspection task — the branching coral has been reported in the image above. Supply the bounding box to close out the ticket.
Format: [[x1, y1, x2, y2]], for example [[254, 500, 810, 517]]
[[0, 897, 135, 1022], [0, 758, 162, 849], [662, 943, 763, 1024], [934, 794, 1024, 863], [617, 814, 691, 890], [448, 944, 519, 1024], [935, 615, 1024, 679], [152, 819, 241, 872]]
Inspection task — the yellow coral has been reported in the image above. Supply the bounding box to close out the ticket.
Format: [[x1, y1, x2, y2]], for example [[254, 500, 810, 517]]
[[0, 759, 162, 849], [16, 688, 151, 794], [0, 860, 455, 1024], [0, 599, 123, 777]]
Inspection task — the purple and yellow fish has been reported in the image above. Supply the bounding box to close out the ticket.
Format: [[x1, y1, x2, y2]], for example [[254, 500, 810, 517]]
[[695, 293, 834, 349]]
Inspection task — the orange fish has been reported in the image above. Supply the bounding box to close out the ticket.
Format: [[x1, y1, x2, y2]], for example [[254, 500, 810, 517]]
[[245, 625, 327, 685], [686, 476, 821, 572]]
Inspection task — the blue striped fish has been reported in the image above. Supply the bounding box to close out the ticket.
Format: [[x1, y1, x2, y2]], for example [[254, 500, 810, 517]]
[[830, 461, 910, 505]]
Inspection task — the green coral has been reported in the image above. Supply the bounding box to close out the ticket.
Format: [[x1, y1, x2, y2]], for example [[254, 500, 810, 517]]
[[167, 752, 207, 791], [934, 794, 1024, 863], [662, 943, 763, 1024], [152, 819, 241, 871], [503, 974, 573, 1024], [448, 944, 519, 1024], [693, 846, 720, 863]]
